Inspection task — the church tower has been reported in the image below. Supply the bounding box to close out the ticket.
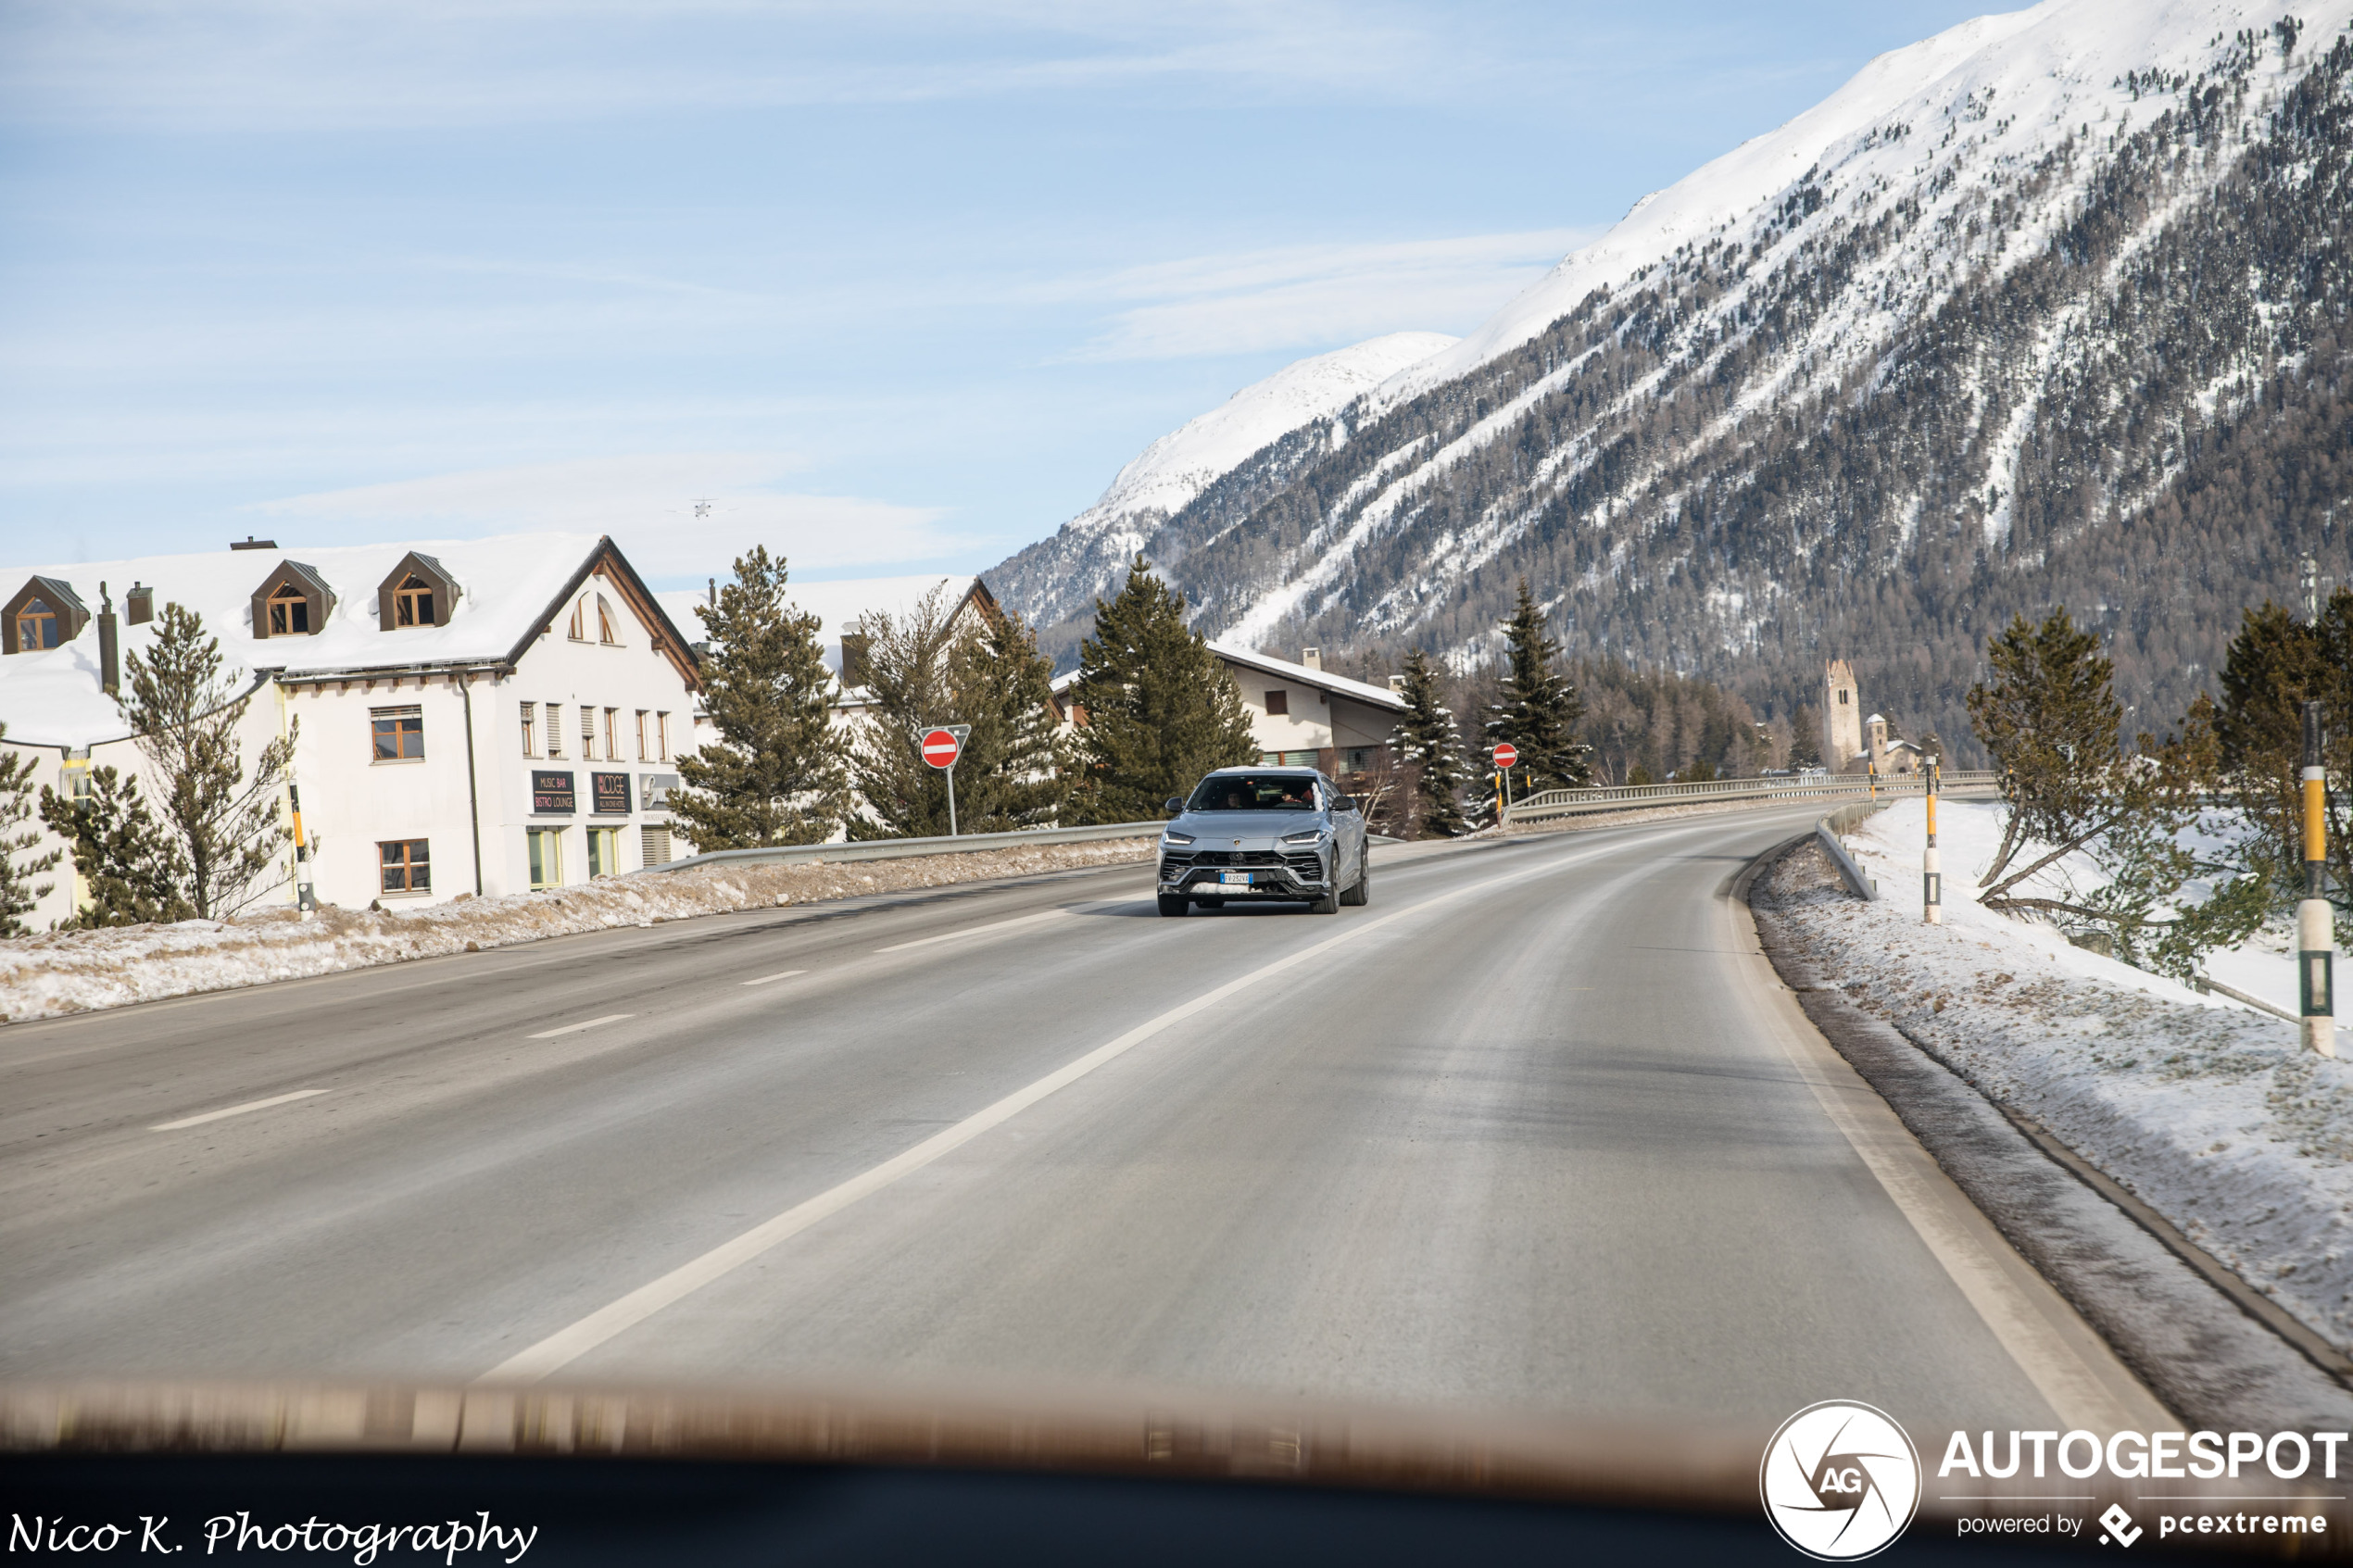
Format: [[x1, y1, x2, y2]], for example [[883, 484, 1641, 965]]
[[1822, 660, 1863, 772]]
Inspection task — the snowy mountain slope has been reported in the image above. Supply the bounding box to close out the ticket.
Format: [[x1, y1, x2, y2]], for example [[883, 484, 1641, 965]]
[[991, 0, 2353, 755], [985, 332, 1452, 656]]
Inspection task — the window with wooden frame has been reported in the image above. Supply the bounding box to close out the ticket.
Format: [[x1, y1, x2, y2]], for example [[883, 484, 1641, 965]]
[[15, 597, 59, 651], [519, 701, 537, 758], [1264, 688, 1289, 716], [391, 574, 435, 628], [379, 838, 430, 893], [580, 704, 598, 760], [544, 703, 564, 758], [656, 711, 670, 761], [567, 595, 588, 641], [265, 582, 312, 635], [371, 705, 424, 762], [597, 594, 621, 646], [603, 707, 619, 759], [586, 826, 622, 878], [527, 828, 563, 890], [635, 710, 649, 761]]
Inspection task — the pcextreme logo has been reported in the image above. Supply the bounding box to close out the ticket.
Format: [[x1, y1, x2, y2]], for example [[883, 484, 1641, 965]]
[[1761, 1401, 1923, 1561]]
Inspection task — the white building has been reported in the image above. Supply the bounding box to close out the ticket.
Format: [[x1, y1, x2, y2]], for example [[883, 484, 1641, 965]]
[[1, 533, 700, 926], [1052, 643, 1405, 778]]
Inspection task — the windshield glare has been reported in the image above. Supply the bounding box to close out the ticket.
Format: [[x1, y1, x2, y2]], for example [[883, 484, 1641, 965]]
[[1185, 774, 1321, 811]]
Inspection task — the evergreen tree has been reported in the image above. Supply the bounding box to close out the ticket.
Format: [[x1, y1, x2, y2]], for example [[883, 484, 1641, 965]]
[[2213, 590, 2353, 918], [118, 602, 295, 920], [945, 598, 1068, 831], [1787, 707, 1822, 770], [1390, 648, 1471, 837], [0, 723, 61, 935], [670, 546, 852, 849], [1067, 557, 1256, 823], [1485, 580, 1592, 793], [37, 764, 190, 928], [844, 583, 964, 840]]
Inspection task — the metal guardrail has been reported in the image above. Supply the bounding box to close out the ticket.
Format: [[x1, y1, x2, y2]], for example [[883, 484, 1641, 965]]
[[1504, 770, 1999, 825], [1816, 800, 1888, 900], [654, 820, 1164, 874]]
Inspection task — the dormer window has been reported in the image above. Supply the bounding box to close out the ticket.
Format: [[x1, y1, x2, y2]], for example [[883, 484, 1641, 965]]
[[16, 597, 58, 650], [374, 550, 459, 631], [3, 575, 90, 655], [393, 574, 434, 627], [266, 583, 311, 635], [248, 559, 333, 640]]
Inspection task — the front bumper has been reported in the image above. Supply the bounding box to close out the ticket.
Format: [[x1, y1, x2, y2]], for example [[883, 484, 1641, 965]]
[[1159, 848, 1327, 897]]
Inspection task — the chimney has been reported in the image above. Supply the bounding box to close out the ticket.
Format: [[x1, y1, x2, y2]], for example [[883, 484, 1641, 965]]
[[1301, 647, 1322, 671], [708, 576, 717, 607], [126, 582, 153, 624], [98, 582, 120, 696], [230, 535, 277, 551]]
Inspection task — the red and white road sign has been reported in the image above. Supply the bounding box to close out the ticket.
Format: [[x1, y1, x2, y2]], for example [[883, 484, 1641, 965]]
[[920, 728, 963, 770], [1491, 743, 1518, 769]]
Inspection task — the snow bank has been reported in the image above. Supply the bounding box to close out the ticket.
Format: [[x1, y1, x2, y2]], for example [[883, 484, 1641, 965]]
[[1762, 814, 2353, 1353], [0, 839, 1153, 1022]]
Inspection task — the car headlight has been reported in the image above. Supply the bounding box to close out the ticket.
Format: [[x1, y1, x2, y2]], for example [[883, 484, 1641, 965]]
[[1162, 832, 1194, 846], [1280, 829, 1326, 845]]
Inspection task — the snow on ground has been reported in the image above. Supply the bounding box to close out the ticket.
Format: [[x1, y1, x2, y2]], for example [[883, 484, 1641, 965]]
[[0, 839, 1153, 1022], [1763, 802, 2353, 1351]]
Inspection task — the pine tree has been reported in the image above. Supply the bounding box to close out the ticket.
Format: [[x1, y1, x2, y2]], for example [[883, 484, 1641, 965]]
[[1067, 557, 1256, 823], [2213, 590, 2353, 917], [844, 583, 965, 840], [1390, 648, 1471, 837], [670, 546, 852, 849], [118, 602, 295, 920], [1486, 580, 1592, 794], [37, 764, 190, 928], [945, 599, 1068, 831], [0, 723, 62, 935]]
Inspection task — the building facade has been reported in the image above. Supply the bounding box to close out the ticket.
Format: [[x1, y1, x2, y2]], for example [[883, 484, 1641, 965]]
[[2, 533, 699, 927]]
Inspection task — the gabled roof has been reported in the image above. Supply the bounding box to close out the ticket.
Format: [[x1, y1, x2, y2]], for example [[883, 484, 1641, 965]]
[[0, 533, 693, 748], [1206, 642, 1407, 711]]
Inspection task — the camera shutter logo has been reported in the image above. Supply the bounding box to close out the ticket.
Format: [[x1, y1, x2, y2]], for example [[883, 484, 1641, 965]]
[[1759, 1401, 1920, 1560]]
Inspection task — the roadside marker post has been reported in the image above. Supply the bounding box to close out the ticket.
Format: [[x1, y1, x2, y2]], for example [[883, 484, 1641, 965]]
[[288, 782, 317, 915], [920, 725, 971, 836], [2300, 701, 2336, 1058], [1922, 758, 1942, 925]]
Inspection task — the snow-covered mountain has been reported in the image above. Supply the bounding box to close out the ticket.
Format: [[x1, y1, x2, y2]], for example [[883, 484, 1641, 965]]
[[989, 0, 2353, 752], [985, 332, 1453, 653]]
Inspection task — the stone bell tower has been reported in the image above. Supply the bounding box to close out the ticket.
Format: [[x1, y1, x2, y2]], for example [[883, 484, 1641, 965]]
[[1822, 660, 1863, 772]]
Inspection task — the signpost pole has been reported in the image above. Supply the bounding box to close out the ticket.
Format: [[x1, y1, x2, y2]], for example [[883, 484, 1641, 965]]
[[948, 759, 958, 838]]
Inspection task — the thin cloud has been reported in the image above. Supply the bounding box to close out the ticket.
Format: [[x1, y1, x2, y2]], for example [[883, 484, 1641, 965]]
[[1058, 229, 1599, 361], [258, 453, 968, 577]]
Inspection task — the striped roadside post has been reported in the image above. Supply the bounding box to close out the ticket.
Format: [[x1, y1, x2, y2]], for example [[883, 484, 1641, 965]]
[[2301, 701, 2337, 1058], [1923, 758, 1942, 925]]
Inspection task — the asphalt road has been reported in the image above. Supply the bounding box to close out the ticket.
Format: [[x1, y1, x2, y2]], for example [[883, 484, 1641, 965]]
[[0, 808, 2170, 1436]]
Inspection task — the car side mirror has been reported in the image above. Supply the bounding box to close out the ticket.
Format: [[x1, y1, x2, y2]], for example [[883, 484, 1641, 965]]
[[1164, 797, 1184, 815], [1335, 795, 1360, 813]]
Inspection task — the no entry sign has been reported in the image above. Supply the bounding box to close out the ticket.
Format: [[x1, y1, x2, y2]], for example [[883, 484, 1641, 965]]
[[1491, 743, 1519, 769], [920, 728, 963, 770]]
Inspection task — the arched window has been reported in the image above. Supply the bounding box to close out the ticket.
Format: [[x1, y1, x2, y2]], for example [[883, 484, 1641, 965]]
[[568, 596, 588, 640], [597, 594, 621, 645], [266, 582, 310, 635], [393, 574, 435, 627], [15, 597, 58, 651]]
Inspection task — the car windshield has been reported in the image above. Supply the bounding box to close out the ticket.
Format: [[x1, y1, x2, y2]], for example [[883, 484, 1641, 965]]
[[1185, 774, 1320, 811]]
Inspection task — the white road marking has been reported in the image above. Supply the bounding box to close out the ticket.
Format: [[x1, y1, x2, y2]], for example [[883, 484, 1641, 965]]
[[474, 847, 1629, 1386], [527, 1013, 635, 1039], [874, 906, 1076, 953], [152, 1088, 328, 1132], [1725, 889, 2172, 1432], [740, 971, 808, 987]]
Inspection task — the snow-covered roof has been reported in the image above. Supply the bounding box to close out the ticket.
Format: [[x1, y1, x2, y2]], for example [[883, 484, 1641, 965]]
[[0, 533, 683, 748], [1207, 643, 1406, 711]]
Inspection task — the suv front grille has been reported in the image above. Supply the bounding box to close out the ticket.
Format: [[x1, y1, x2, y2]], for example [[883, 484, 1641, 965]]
[[1283, 852, 1324, 879], [1188, 850, 1286, 867]]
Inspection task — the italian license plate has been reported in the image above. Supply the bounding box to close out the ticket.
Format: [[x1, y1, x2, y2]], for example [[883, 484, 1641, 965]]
[[1220, 872, 1252, 886]]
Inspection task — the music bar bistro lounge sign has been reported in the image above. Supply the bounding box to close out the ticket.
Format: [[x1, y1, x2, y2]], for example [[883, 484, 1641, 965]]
[[531, 770, 576, 814]]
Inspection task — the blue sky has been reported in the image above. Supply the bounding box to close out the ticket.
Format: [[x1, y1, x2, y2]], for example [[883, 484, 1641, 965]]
[[0, 0, 1999, 588]]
